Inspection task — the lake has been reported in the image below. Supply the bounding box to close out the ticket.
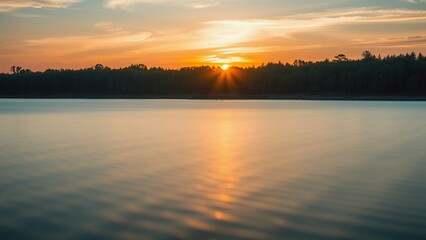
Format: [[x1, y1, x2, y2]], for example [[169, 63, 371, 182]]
[[0, 99, 426, 239]]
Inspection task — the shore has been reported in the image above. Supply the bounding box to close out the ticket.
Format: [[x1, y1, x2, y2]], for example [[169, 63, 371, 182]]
[[1, 95, 426, 101]]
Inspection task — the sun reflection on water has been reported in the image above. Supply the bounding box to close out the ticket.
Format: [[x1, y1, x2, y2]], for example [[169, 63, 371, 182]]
[[208, 109, 240, 220]]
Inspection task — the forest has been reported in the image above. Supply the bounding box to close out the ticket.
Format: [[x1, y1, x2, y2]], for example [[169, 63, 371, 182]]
[[1, 51, 426, 98]]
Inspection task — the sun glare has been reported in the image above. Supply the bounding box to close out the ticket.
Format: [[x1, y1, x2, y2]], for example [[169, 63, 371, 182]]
[[221, 64, 230, 70]]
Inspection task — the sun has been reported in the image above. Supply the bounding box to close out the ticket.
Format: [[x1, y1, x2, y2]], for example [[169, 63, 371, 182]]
[[221, 64, 230, 70]]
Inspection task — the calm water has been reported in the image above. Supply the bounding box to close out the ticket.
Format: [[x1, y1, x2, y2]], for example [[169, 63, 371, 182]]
[[1, 99, 426, 240]]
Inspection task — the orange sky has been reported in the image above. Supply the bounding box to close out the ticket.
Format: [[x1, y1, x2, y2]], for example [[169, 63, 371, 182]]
[[1, 0, 426, 72]]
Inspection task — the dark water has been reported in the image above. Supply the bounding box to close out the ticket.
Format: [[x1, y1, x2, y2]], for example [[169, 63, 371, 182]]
[[1, 99, 426, 240]]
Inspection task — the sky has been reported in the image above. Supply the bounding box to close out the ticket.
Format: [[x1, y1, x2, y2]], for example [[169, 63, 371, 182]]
[[0, 0, 426, 72]]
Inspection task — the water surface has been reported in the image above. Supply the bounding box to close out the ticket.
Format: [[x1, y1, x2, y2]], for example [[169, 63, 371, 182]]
[[1, 99, 426, 239]]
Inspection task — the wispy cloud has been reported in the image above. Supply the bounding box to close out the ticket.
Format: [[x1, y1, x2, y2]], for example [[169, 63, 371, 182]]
[[25, 22, 152, 52], [350, 35, 426, 48], [179, 8, 426, 51], [3, 7, 426, 70], [189, 0, 219, 9], [402, 0, 426, 3], [0, 0, 80, 12], [176, 8, 426, 63], [104, 0, 220, 9]]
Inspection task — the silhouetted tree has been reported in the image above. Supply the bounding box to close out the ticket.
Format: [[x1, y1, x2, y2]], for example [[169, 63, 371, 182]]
[[334, 54, 348, 62], [124, 64, 148, 71], [93, 64, 111, 70], [293, 59, 307, 66], [10, 66, 32, 74], [1, 52, 425, 97], [20, 69, 32, 74], [10, 66, 22, 74], [362, 51, 375, 61]]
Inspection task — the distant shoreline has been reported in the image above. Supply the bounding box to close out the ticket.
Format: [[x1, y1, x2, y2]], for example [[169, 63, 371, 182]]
[[1, 95, 426, 101], [2, 56, 425, 99]]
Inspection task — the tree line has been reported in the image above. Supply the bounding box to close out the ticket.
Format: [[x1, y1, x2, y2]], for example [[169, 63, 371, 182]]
[[1, 51, 426, 97]]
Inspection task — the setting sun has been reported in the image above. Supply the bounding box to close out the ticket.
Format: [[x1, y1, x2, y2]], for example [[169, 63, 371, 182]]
[[221, 64, 230, 70]]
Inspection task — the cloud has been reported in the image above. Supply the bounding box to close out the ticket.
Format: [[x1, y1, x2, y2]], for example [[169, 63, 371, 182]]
[[0, 0, 80, 12], [1, 21, 152, 68], [189, 0, 219, 9], [4, 7, 426, 70], [402, 0, 426, 3], [16, 8, 426, 58], [104, 0, 220, 9], [178, 8, 426, 63], [25, 22, 152, 52], [350, 35, 426, 48], [180, 8, 426, 51]]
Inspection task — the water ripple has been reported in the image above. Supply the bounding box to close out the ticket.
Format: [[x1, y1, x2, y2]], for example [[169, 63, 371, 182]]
[[1, 99, 426, 239]]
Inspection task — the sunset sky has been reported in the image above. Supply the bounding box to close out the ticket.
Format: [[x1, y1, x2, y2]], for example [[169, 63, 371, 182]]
[[1, 0, 426, 72]]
